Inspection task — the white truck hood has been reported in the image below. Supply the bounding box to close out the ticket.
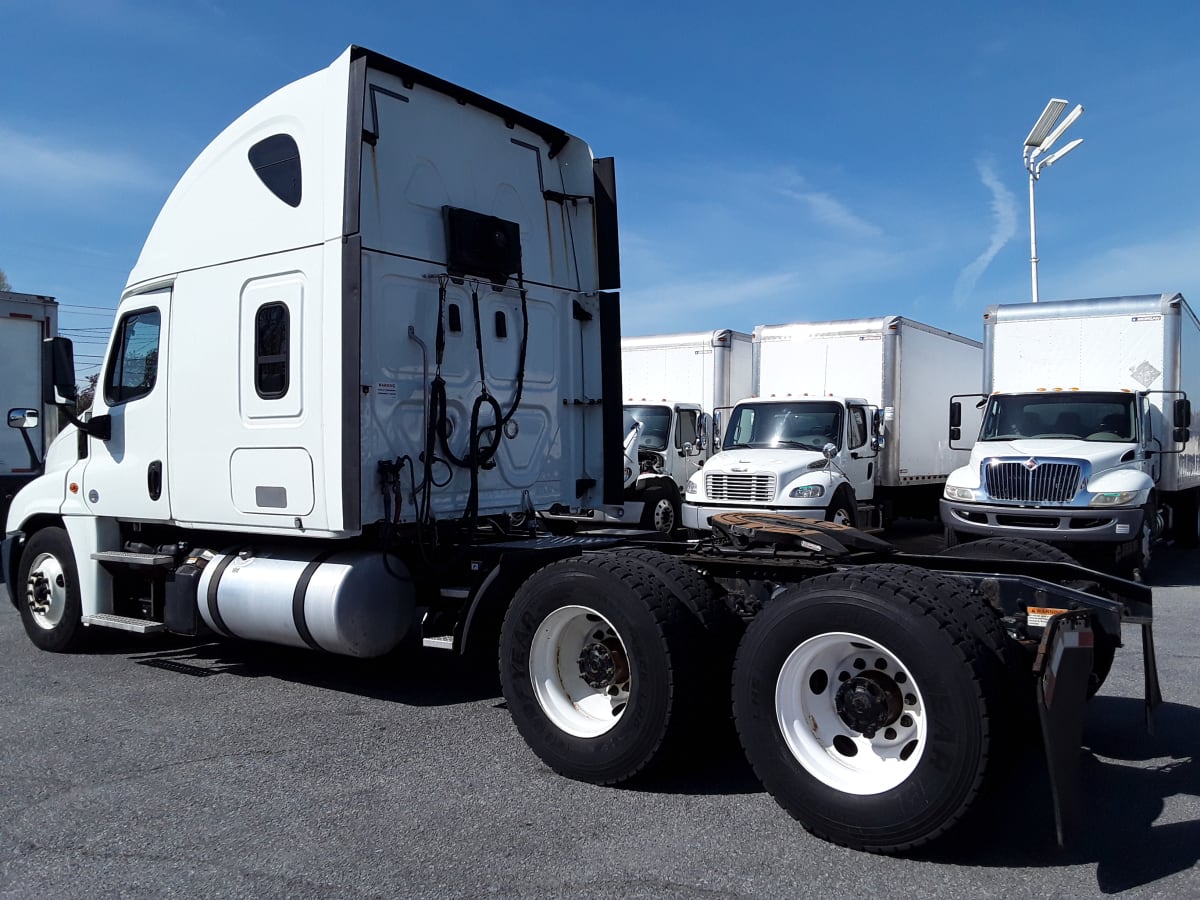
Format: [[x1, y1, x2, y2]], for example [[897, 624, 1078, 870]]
[[705, 447, 826, 484], [974, 439, 1134, 473]]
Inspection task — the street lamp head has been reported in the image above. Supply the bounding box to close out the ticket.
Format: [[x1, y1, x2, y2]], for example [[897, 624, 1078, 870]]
[[1024, 98, 1069, 149], [1030, 104, 1084, 161], [1038, 137, 1084, 170]]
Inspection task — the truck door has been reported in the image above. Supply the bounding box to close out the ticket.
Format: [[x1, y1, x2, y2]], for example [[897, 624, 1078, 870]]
[[844, 404, 876, 501], [77, 292, 172, 522]]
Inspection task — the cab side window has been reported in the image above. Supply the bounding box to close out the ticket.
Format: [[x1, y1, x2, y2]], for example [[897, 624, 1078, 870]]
[[848, 406, 869, 450], [104, 309, 161, 405]]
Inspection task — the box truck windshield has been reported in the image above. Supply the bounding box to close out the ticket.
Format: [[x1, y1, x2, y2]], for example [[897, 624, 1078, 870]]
[[979, 392, 1137, 442], [625, 404, 672, 451], [723, 401, 842, 451]]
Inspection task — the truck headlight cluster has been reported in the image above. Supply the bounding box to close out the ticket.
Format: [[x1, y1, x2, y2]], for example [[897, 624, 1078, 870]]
[[789, 484, 825, 499], [623, 466, 633, 483], [1089, 490, 1140, 507], [685, 478, 698, 495], [943, 485, 976, 502]]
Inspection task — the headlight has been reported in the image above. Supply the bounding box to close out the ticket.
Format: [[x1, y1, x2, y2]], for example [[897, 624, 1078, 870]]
[[685, 478, 698, 495], [1089, 490, 1140, 507], [943, 485, 976, 502], [789, 484, 825, 499]]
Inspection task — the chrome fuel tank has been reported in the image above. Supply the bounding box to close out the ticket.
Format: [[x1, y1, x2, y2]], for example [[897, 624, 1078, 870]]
[[196, 547, 414, 658]]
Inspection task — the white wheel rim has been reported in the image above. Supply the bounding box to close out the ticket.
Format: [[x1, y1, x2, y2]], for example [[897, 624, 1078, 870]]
[[25, 552, 68, 630], [831, 508, 852, 526], [529, 605, 630, 738], [653, 499, 675, 533], [776, 631, 926, 794]]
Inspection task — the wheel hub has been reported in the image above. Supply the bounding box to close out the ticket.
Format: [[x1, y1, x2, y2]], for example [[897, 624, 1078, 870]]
[[578, 636, 628, 689], [834, 670, 902, 737], [27, 572, 51, 615]]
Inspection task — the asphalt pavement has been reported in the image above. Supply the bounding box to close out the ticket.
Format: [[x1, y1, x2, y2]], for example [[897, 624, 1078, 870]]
[[1, 536, 1197, 899]]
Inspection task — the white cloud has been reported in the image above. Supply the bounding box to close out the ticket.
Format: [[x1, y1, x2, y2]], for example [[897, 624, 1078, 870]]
[[1041, 228, 1200, 302], [953, 159, 1018, 307], [779, 186, 883, 240], [0, 125, 166, 195]]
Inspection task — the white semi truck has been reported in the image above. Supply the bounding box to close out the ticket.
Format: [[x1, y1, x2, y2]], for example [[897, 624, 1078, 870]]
[[941, 293, 1199, 572], [683, 317, 982, 532], [1, 291, 59, 528], [1, 47, 1160, 855]]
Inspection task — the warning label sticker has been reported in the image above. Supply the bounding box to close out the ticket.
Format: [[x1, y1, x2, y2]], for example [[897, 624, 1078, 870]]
[[1027, 607, 1068, 629], [376, 382, 397, 397]]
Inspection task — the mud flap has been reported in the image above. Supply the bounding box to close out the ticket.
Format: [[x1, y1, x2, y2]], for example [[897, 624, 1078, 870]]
[[1034, 610, 1094, 849]]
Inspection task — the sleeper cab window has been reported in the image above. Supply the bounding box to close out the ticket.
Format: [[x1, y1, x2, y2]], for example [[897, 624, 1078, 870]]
[[248, 134, 301, 207], [104, 308, 161, 405], [255, 302, 290, 399]]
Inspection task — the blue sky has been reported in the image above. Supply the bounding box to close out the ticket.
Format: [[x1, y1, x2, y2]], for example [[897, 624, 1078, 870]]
[[2, 1, 1198, 374]]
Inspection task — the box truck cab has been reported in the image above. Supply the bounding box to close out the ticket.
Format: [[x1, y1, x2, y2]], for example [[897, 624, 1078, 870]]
[[682, 394, 881, 529], [941, 293, 1200, 570], [682, 317, 981, 531]]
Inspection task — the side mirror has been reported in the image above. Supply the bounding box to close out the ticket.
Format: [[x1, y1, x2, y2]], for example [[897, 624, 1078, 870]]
[[871, 433, 886, 451], [682, 441, 694, 457], [1174, 397, 1192, 428], [822, 442, 838, 460], [42, 337, 78, 405], [696, 413, 710, 451], [949, 401, 962, 429], [8, 408, 39, 429], [1174, 427, 1191, 445], [950, 426, 961, 442]]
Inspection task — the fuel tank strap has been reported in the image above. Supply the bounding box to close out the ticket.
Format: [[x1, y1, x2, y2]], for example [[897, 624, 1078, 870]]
[[292, 550, 340, 651], [205, 551, 241, 637]]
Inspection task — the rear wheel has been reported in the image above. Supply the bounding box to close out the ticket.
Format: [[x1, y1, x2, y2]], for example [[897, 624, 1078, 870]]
[[17, 527, 86, 653], [1172, 489, 1200, 548], [499, 552, 703, 784], [732, 565, 1004, 853]]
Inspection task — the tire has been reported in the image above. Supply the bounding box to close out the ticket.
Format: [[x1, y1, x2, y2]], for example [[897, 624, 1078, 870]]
[[16, 527, 87, 653], [499, 552, 704, 785], [939, 538, 1116, 697], [732, 564, 1004, 853], [639, 484, 681, 535], [824, 490, 856, 527]]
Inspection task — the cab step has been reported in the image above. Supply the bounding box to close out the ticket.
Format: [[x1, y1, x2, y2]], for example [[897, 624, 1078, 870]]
[[82, 613, 166, 634], [91, 551, 174, 567], [421, 635, 455, 650]]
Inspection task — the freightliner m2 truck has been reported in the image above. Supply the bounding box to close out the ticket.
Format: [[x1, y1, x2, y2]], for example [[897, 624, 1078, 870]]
[[1, 291, 59, 528], [2, 47, 1162, 855], [941, 294, 1198, 573], [684, 317, 981, 532]]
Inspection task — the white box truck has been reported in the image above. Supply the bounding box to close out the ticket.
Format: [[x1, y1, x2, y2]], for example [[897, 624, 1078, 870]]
[[941, 293, 1199, 572], [683, 316, 982, 531], [1, 291, 59, 527], [616, 329, 753, 531], [0, 47, 1160, 856]]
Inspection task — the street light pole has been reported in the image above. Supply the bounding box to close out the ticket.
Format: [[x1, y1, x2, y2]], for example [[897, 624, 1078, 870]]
[[1022, 99, 1084, 302]]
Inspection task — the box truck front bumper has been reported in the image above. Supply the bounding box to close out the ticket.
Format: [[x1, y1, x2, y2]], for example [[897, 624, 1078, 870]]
[[941, 499, 1145, 543]]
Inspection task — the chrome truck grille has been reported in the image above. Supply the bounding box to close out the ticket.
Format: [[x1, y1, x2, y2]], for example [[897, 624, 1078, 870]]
[[984, 461, 1082, 503], [706, 473, 776, 503]]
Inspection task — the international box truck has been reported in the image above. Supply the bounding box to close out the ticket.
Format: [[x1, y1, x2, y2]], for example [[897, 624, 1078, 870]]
[[683, 316, 982, 531], [0, 46, 1159, 855], [941, 293, 1199, 573]]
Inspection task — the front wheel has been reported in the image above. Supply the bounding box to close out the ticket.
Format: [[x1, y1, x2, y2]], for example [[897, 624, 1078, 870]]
[[732, 565, 1001, 853], [824, 490, 856, 527], [17, 527, 87, 652], [499, 552, 703, 784], [639, 484, 681, 535]]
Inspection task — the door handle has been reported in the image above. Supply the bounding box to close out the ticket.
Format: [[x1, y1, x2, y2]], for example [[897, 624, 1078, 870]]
[[147, 460, 163, 501]]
